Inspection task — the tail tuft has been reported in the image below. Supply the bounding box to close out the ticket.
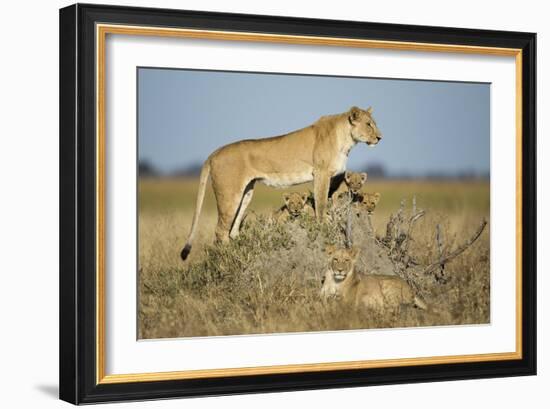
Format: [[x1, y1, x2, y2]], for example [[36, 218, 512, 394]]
[[180, 244, 192, 261]]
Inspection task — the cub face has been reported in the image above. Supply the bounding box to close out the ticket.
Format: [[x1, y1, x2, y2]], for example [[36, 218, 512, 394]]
[[325, 245, 360, 282], [283, 192, 309, 217], [358, 192, 381, 214], [344, 171, 368, 195]]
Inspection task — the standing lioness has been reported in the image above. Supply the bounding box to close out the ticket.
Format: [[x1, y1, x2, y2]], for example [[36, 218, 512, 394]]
[[181, 106, 382, 261]]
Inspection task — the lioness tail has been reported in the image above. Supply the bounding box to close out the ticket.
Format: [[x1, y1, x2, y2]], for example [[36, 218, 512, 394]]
[[181, 159, 211, 261]]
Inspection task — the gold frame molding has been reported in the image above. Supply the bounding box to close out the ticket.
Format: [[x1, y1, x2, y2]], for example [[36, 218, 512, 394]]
[[95, 23, 523, 385]]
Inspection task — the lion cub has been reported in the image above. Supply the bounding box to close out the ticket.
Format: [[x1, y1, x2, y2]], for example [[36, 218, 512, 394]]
[[354, 192, 381, 214], [331, 171, 368, 200], [320, 245, 427, 311], [274, 192, 315, 222]]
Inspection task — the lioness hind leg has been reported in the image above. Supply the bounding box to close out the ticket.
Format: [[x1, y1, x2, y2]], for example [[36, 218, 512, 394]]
[[215, 203, 238, 243], [213, 192, 243, 244], [230, 182, 255, 239], [213, 179, 252, 243]]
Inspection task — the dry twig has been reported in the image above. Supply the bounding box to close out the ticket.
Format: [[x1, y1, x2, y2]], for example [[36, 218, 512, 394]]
[[423, 219, 488, 276]]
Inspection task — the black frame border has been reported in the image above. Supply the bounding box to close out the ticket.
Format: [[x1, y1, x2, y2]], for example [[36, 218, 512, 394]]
[[59, 3, 536, 404]]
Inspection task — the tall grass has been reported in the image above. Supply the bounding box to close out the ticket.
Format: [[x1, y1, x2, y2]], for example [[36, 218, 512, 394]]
[[138, 178, 490, 339]]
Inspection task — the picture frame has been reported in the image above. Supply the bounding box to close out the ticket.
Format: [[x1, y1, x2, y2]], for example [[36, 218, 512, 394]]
[[59, 3, 536, 404]]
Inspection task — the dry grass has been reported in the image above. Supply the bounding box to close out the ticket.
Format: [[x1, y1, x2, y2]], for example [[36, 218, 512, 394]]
[[138, 178, 490, 339]]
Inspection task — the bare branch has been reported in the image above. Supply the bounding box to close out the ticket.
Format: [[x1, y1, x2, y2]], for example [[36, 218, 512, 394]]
[[436, 224, 444, 263], [402, 210, 426, 253], [366, 213, 374, 237], [423, 219, 488, 276], [345, 199, 353, 248], [398, 199, 405, 217], [397, 199, 405, 237], [435, 223, 446, 281], [411, 210, 426, 224], [384, 213, 395, 244]]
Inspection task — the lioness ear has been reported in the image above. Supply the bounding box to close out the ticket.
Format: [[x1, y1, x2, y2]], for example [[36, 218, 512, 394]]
[[350, 246, 360, 259], [360, 172, 368, 183], [349, 106, 361, 124], [283, 193, 291, 204], [373, 192, 381, 203], [366, 106, 373, 114]]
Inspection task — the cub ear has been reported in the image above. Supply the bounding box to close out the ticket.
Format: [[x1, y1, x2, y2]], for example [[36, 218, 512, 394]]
[[360, 172, 368, 183], [344, 171, 351, 182], [350, 246, 360, 259], [325, 245, 337, 256], [283, 193, 291, 204], [373, 192, 381, 203], [349, 106, 361, 124], [366, 106, 373, 114], [301, 192, 309, 203]]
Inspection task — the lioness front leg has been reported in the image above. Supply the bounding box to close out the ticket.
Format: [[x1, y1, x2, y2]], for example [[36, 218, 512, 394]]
[[313, 170, 330, 222]]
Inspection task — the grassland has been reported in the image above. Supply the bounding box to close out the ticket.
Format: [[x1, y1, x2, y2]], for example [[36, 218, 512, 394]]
[[138, 177, 490, 339]]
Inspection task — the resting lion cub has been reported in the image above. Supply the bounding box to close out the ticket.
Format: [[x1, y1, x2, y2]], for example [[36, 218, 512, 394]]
[[274, 192, 315, 222], [320, 245, 427, 311]]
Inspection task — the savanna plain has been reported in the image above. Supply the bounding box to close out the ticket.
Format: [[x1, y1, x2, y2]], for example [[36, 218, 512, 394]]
[[139, 178, 490, 339]]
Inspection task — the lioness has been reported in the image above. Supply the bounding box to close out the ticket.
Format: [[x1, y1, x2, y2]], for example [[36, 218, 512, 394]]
[[181, 106, 382, 260], [331, 171, 368, 199], [274, 192, 315, 222], [320, 245, 427, 311]]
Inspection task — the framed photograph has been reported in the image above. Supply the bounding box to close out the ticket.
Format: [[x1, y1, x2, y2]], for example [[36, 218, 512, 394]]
[[59, 3, 536, 404]]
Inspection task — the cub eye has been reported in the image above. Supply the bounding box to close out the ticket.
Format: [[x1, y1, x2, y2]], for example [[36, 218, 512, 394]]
[[333, 258, 338, 262]]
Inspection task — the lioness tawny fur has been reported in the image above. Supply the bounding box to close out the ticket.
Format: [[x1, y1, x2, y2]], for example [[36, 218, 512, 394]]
[[320, 245, 427, 311], [274, 192, 315, 222], [181, 106, 382, 260]]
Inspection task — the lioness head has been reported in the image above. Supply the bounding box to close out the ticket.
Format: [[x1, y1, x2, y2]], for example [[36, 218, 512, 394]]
[[345, 171, 368, 195], [283, 192, 309, 217], [325, 245, 360, 282], [358, 192, 381, 214], [348, 106, 382, 146]]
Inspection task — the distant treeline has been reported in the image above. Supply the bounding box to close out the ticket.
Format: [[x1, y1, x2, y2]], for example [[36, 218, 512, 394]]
[[138, 160, 489, 181]]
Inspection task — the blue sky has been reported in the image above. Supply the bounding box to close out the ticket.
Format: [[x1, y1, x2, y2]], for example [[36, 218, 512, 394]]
[[138, 68, 490, 177]]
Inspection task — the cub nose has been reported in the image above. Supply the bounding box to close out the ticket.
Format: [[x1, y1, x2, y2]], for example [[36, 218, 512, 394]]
[[376, 134, 382, 141]]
